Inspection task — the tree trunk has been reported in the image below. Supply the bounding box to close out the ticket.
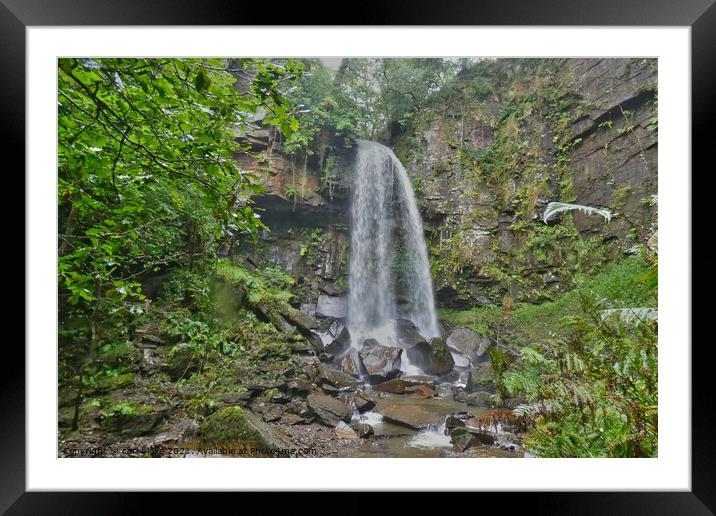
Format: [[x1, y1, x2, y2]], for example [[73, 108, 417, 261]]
[[58, 201, 77, 256], [71, 277, 101, 431]]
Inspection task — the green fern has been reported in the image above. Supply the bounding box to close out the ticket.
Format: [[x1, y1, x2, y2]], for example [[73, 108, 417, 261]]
[[543, 202, 612, 224], [501, 291, 657, 457], [600, 307, 658, 325]]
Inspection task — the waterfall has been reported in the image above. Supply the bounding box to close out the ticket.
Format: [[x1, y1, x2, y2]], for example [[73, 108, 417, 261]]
[[348, 140, 440, 349]]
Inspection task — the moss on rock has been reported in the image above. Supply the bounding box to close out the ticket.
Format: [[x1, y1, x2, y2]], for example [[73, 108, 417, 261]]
[[198, 406, 294, 449], [95, 372, 135, 393]]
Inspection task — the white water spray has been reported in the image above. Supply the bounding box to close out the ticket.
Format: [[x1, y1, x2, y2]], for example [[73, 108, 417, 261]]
[[347, 140, 440, 348]]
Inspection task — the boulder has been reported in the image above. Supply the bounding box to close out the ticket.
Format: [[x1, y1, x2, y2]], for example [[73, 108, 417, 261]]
[[299, 302, 317, 319], [449, 425, 497, 452], [282, 306, 319, 331], [450, 427, 477, 452], [317, 364, 362, 390], [316, 295, 348, 319], [496, 439, 522, 452], [462, 420, 497, 445], [299, 355, 321, 367], [98, 341, 144, 371], [436, 382, 454, 398], [302, 332, 325, 354], [376, 398, 450, 430], [353, 392, 376, 413], [471, 362, 496, 391], [100, 404, 169, 437], [358, 340, 402, 384], [457, 370, 473, 391], [445, 412, 471, 431], [320, 283, 342, 296], [255, 306, 296, 336], [288, 339, 316, 354], [245, 378, 287, 392], [306, 394, 352, 426], [287, 378, 313, 395], [373, 378, 408, 394], [446, 328, 491, 363], [281, 307, 323, 353], [335, 421, 359, 439], [118, 410, 168, 438], [406, 384, 437, 399], [357, 423, 374, 438], [284, 400, 310, 419], [221, 391, 252, 405], [320, 383, 340, 394], [260, 404, 285, 423], [325, 327, 351, 357], [454, 389, 494, 407], [327, 320, 345, 339], [339, 354, 360, 377], [405, 338, 455, 376], [95, 372, 135, 393], [198, 406, 295, 449], [279, 413, 306, 426], [395, 319, 428, 348], [450, 351, 471, 368], [269, 391, 291, 404]]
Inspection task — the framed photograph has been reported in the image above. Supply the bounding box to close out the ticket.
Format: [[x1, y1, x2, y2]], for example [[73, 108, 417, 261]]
[[7, 0, 710, 511]]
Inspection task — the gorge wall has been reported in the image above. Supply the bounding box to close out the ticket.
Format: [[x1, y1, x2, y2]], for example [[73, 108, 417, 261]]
[[229, 58, 658, 313]]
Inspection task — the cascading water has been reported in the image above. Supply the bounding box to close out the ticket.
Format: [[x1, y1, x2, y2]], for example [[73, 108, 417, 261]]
[[347, 140, 440, 350], [393, 154, 441, 339]]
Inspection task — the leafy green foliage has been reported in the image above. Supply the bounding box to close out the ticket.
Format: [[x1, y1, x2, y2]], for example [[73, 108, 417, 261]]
[[105, 401, 137, 419], [214, 259, 294, 309], [440, 255, 654, 346], [335, 58, 457, 138], [59, 58, 298, 314], [58, 58, 301, 429], [503, 293, 658, 457], [167, 314, 230, 356], [59, 58, 298, 323], [495, 238, 659, 457], [282, 59, 360, 154]]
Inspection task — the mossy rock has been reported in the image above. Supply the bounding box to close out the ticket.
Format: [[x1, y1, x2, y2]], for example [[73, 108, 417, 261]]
[[198, 406, 294, 449], [471, 361, 496, 390], [58, 385, 79, 407], [100, 402, 169, 437], [58, 406, 76, 428], [431, 338, 453, 362], [95, 372, 135, 393], [405, 338, 455, 376]]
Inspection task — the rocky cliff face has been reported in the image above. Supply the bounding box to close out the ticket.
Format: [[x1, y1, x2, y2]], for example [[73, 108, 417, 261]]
[[229, 123, 355, 314], [394, 58, 657, 306], [231, 58, 658, 310]]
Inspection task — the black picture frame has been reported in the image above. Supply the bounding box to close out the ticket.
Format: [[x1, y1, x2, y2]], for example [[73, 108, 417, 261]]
[[5, 0, 710, 512]]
